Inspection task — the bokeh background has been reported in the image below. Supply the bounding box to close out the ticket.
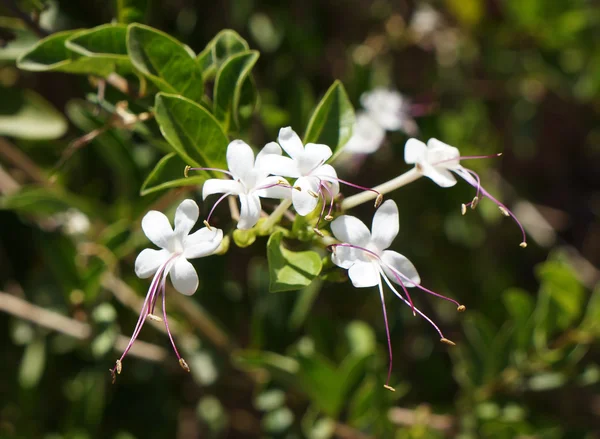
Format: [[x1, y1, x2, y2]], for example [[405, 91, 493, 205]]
[[1, 0, 600, 438]]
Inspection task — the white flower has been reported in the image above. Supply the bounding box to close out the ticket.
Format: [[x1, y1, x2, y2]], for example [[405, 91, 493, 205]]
[[200, 140, 292, 229], [343, 112, 386, 154], [404, 138, 527, 247], [112, 199, 223, 380], [260, 127, 340, 216], [329, 199, 462, 389]]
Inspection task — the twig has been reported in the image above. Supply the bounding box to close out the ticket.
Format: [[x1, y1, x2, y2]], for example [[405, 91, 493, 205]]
[[0, 136, 49, 185], [0, 290, 166, 362], [0, 165, 20, 194]]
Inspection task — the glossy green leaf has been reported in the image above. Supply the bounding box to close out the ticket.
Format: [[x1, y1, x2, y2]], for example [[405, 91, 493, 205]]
[[198, 29, 249, 79], [116, 0, 150, 23], [0, 87, 68, 140], [127, 24, 203, 102], [65, 24, 130, 68], [213, 50, 259, 132], [16, 30, 114, 76], [154, 93, 228, 169], [140, 152, 208, 195], [267, 231, 322, 292], [303, 80, 355, 160]]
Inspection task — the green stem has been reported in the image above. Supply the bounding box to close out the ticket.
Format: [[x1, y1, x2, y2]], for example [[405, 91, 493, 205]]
[[341, 168, 422, 210]]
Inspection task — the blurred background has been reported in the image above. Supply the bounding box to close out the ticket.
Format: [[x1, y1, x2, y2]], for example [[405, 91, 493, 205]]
[[1, 0, 599, 437]]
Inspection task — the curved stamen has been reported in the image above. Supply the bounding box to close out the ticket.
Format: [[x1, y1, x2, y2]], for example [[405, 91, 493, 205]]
[[319, 180, 335, 220], [433, 153, 502, 167], [456, 168, 527, 247], [313, 185, 328, 237], [205, 192, 232, 226], [377, 276, 395, 392], [185, 166, 234, 178]]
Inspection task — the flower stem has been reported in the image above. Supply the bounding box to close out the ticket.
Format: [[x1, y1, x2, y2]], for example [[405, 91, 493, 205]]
[[341, 168, 421, 210], [259, 199, 292, 232]]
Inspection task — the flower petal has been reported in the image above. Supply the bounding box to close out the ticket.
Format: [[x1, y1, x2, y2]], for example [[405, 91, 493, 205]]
[[361, 88, 406, 131], [255, 141, 282, 169], [344, 113, 386, 154], [202, 179, 243, 199], [348, 260, 380, 288], [330, 214, 371, 247], [255, 176, 293, 200], [404, 138, 427, 164], [258, 154, 301, 178], [184, 227, 223, 259], [169, 257, 199, 295], [419, 162, 457, 187], [227, 139, 255, 180], [292, 176, 320, 216], [426, 138, 460, 168], [381, 250, 420, 287], [141, 210, 174, 249], [304, 143, 333, 165], [238, 193, 262, 229], [173, 199, 199, 240], [331, 245, 367, 269], [135, 248, 171, 278], [313, 164, 340, 196], [371, 199, 399, 251], [278, 126, 304, 159]]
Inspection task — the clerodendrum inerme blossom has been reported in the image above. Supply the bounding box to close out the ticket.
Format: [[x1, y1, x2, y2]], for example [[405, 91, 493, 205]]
[[189, 140, 292, 230], [111, 199, 223, 382], [329, 200, 464, 390], [404, 138, 527, 247], [344, 88, 418, 155]]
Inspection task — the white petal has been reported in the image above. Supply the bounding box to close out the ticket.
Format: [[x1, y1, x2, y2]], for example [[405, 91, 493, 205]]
[[227, 140, 255, 180], [348, 261, 380, 288], [313, 164, 339, 196], [343, 113, 386, 154], [419, 162, 457, 188], [184, 227, 223, 259], [331, 245, 367, 269], [381, 250, 420, 287], [304, 143, 333, 165], [278, 126, 304, 159], [330, 214, 371, 247], [370, 200, 399, 251], [141, 210, 174, 249], [173, 199, 199, 240], [404, 138, 427, 164], [426, 138, 460, 168], [255, 176, 293, 200], [202, 179, 243, 199], [255, 141, 282, 169], [361, 89, 406, 131], [258, 154, 301, 178], [238, 193, 262, 229], [169, 257, 199, 295], [135, 248, 171, 278], [292, 176, 320, 216]]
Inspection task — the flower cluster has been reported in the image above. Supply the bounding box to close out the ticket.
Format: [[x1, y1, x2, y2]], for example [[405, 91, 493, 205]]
[[114, 122, 526, 388]]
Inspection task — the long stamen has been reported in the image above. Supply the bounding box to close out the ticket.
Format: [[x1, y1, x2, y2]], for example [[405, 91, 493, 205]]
[[385, 264, 464, 310], [457, 168, 527, 248], [377, 277, 395, 392], [313, 185, 328, 237], [434, 153, 503, 167], [205, 192, 231, 227], [319, 180, 335, 220], [185, 166, 233, 178]]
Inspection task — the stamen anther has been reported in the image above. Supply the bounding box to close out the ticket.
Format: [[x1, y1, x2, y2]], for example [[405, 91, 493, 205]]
[[294, 186, 302, 191], [520, 242, 528, 248], [307, 190, 319, 198], [461, 204, 467, 215], [457, 305, 466, 312], [440, 338, 456, 346], [147, 313, 163, 322], [116, 359, 122, 374], [203, 220, 212, 230], [383, 385, 396, 392], [179, 358, 190, 372], [110, 368, 116, 384], [184, 165, 190, 178], [324, 215, 334, 221], [499, 206, 510, 217], [471, 196, 479, 209], [313, 227, 325, 237], [375, 193, 384, 208]]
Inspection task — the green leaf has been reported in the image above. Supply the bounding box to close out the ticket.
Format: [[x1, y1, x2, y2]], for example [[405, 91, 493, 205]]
[[65, 24, 130, 69], [140, 152, 208, 195], [154, 93, 228, 169], [267, 231, 322, 292], [198, 29, 250, 79], [116, 0, 150, 23], [213, 50, 259, 132], [1, 187, 100, 218], [127, 24, 204, 102], [303, 80, 355, 160], [16, 30, 114, 76], [0, 87, 68, 140]]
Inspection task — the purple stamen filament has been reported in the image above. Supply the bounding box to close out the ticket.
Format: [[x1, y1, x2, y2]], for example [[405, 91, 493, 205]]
[[206, 192, 232, 225], [186, 167, 234, 178]]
